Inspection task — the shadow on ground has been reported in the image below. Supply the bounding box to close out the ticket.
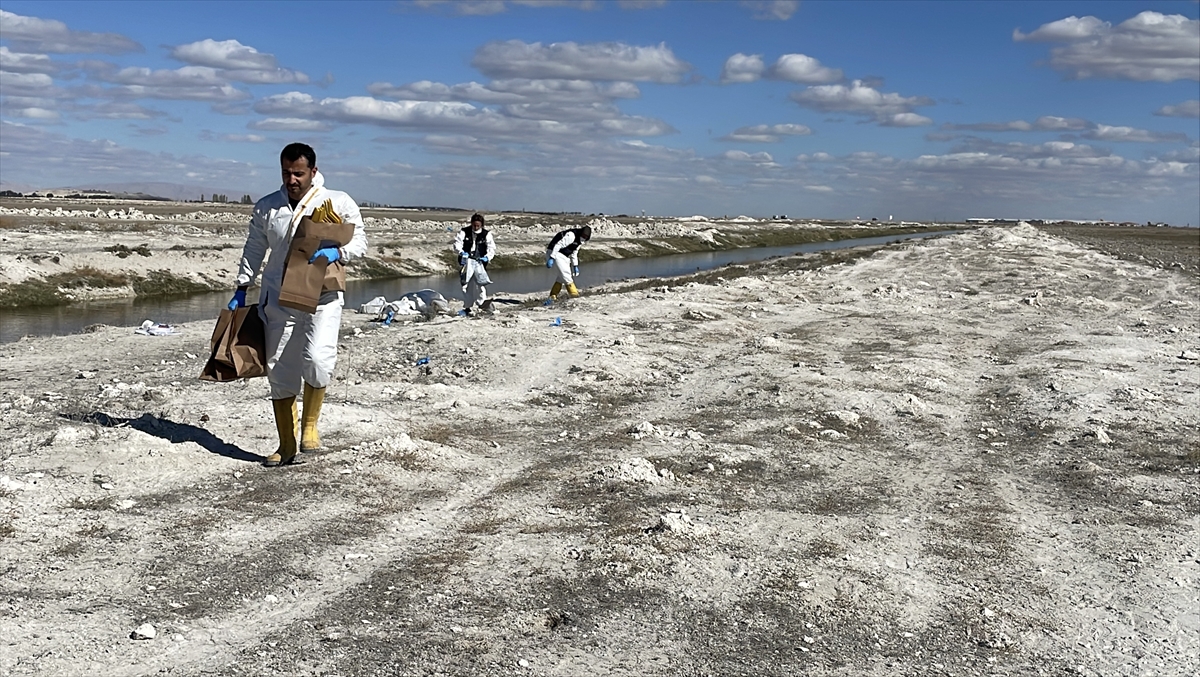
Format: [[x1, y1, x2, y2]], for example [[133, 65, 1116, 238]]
[[60, 411, 263, 463]]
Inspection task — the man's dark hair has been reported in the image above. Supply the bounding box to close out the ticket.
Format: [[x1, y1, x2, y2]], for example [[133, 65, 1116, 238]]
[[579, 225, 592, 240], [470, 213, 485, 225], [280, 143, 316, 168]]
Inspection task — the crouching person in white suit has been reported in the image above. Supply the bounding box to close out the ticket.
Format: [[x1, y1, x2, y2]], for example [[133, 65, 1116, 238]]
[[228, 142, 368, 467]]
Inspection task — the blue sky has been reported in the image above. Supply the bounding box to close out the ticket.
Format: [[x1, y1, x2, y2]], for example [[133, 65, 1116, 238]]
[[1, 0, 1197, 223]]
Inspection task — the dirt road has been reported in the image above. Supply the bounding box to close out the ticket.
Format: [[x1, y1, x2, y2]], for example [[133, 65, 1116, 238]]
[[1, 224, 1197, 676]]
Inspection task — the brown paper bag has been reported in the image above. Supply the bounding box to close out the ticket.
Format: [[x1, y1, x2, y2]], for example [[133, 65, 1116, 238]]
[[277, 217, 355, 313], [199, 304, 267, 382]]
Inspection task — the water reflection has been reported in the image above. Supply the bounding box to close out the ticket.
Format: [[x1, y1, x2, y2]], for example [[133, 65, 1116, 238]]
[[0, 230, 957, 343]]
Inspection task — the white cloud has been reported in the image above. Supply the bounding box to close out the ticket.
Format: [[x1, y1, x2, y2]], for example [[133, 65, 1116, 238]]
[[942, 116, 1092, 132], [1032, 115, 1092, 131], [81, 63, 252, 102], [413, 0, 610, 14], [721, 150, 775, 163], [740, 0, 799, 21], [1013, 16, 1107, 42], [1155, 99, 1200, 118], [413, 0, 508, 15], [1081, 124, 1189, 143], [721, 123, 812, 142], [200, 130, 267, 143], [769, 53, 842, 84], [0, 10, 142, 54], [247, 117, 332, 132], [9, 106, 59, 120], [252, 91, 675, 139], [880, 113, 933, 127], [720, 53, 765, 84], [0, 120, 260, 189], [471, 40, 690, 83], [791, 79, 934, 125], [1015, 11, 1200, 82], [947, 137, 1112, 159], [368, 78, 639, 105], [169, 39, 310, 84], [0, 46, 62, 74]]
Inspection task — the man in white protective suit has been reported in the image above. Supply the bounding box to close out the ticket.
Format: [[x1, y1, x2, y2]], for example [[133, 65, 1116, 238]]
[[228, 143, 368, 467], [453, 212, 496, 316], [544, 225, 591, 305]]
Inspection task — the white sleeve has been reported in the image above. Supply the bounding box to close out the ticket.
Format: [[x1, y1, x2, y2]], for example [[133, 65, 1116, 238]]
[[454, 229, 466, 253], [485, 232, 496, 259], [335, 194, 367, 261], [236, 204, 270, 287]]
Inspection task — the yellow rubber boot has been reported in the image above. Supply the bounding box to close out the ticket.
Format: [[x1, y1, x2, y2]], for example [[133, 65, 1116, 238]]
[[567, 283, 580, 298], [549, 282, 562, 299], [264, 397, 298, 467], [301, 383, 326, 452]]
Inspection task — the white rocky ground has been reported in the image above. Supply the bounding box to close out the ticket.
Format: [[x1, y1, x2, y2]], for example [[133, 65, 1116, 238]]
[[0, 224, 1197, 677]]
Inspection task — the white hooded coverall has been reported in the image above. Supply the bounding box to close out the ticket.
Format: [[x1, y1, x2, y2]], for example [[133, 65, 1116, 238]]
[[453, 226, 496, 310], [236, 172, 368, 399], [547, 230, 584, 287]]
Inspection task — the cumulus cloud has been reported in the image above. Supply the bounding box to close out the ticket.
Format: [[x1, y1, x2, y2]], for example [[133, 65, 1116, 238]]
[[791, 80, 933, 125], [0, 10, 142, 54], [943, 116, 1091, 132], [880, 113, 933, 127], [0, 120, 260, 189], [247, 117, 332, 132], [1014, 11, 1199, 82], [740, 0, 799, 21], [251, 91, 675, 139], [768, 54, 842, 84], [722, 149, 776, 163], [720, 53, 765, 84], [1155, 99, 1200, 118], [413, 0, 607, 14], [80, 63, 252, 102], [0, 46, 63, 74], [1081, 124, 1189, 143], [947, 137, 1113, 159], [200, 130, 266, 143], [471, 40, 690, 83], [368, 78, 639, 106], [721, 123, 812, 142], [169, 38, 310, 84]]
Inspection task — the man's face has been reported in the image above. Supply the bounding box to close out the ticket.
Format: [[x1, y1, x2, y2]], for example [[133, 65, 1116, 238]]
[[471, 220, 483, 231], [282, 157, 316, 201]]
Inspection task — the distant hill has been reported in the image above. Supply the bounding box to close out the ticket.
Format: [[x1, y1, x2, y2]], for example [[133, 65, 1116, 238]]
[[60, 182, 254, 202], [3, 182, 260, 202]]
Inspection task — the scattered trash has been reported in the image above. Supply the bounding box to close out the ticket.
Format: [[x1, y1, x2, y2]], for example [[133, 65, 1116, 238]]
[[542, 298, 554, 307], [416, 357, 430, 366], [130, 623, 156, 640], [134, 320, 181, 336], [549, 317, 562, 327]]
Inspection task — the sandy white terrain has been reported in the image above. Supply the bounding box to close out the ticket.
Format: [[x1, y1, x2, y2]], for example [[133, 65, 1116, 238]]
[[0, 224, 1197, 676]]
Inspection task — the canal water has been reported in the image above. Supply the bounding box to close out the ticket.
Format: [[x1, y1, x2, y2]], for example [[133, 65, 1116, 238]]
[[0, 230, 958, 343]]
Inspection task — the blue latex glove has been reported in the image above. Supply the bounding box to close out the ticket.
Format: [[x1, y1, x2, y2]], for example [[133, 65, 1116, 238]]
[[479, 256, 489, 264], [227, 289, 246, 311], [546, 258, 555, 268], [310, 247, 340, 264], [573, 265, 580, 276]]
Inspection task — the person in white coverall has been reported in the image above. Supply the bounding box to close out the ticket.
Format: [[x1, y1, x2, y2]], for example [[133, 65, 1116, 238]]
[[228, 143, 368, 467], [544, 225, 591, 304], [453, 213, 496, 315]]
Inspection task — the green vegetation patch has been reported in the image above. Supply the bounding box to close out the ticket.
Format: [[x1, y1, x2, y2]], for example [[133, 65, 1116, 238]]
[[0, 266, 130, 308], [130, 269, 213, 297], [104, 243, 152, 258]]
